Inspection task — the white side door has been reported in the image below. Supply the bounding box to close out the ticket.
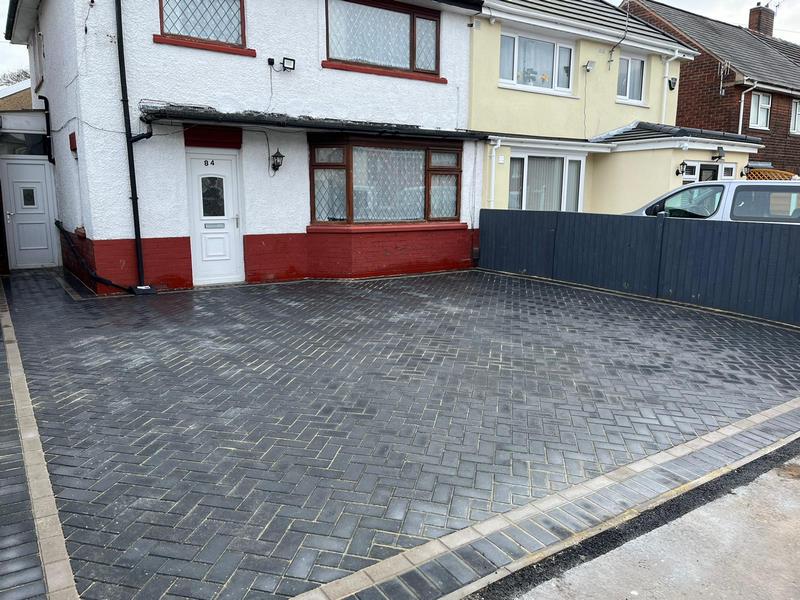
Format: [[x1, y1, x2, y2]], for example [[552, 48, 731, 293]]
[[1, 159, 59, 269], [187, 151, 244, 286]]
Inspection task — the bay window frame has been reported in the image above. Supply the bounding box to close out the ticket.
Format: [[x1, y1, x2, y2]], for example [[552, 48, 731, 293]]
[[155, 0, 255, 57], [324, 0, 442, 77], [309, 135, 462, 225], [498, 30, 575, 95]]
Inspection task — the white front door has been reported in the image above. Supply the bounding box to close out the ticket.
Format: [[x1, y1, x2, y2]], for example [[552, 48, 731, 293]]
[[1, 159, 59, 269], [188, 151, 244, 286]]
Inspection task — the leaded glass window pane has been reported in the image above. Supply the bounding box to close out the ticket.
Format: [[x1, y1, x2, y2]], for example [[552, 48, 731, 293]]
[[329, 0, 411, 69], [314, 169, 347, 222], [202, 177, 225, 217], [431, 152, 458, 168], [353, 147, 425, 222], [415, 18, 437, 71], [431, 174, 457, 218], [162, 0, 243, 45], [315, 147, 345, 164]]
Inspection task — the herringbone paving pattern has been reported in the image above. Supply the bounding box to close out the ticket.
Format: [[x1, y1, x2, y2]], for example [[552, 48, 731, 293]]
[[0, 320, 46, 599], [6, 270, 800, 599]]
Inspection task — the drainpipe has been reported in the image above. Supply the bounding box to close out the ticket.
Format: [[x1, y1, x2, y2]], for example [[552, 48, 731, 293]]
[[37, 95, 55, 164], [738, 80, 758, 135], [660, 50, 680, 123], [114, 0, 155, 294], [489, 138, 502, 209]]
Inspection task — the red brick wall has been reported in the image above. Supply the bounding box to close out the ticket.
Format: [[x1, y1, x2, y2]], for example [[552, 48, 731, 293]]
[[245, 224, 476, 282], [627, 1, 800, 174], [62, 236, 193, 294], [63, 227, 476, 294]]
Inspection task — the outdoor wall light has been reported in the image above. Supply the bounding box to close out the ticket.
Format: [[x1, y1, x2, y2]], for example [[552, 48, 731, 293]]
[[676, 161, 688, 176], [282, 57, 296, 72], [741, 164, 752, 178], [668, 77, 678, 91], [711, 146, 726, 161], [271, 149, 285, 172]]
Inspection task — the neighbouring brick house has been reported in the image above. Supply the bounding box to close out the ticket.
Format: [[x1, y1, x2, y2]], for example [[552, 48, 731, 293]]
[[624, 0, 800, 175]]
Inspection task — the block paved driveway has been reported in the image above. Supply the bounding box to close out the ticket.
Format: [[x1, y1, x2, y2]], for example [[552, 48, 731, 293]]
[[6, 270, 800, 599]]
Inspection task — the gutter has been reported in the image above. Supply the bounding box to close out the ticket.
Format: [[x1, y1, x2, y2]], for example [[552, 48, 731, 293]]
[[114, 0, 154, 295], [738, 80, 758, 135], [4, 0, 19, 40]]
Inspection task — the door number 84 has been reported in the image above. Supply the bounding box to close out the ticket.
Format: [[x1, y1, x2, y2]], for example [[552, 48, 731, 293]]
[[203, 160, 216, 166]]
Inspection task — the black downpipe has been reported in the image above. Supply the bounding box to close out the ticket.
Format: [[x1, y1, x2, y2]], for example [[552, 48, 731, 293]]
[[114, 0, 154, 294], [37, 95, 55, 164], [54, 221, 130, 293]]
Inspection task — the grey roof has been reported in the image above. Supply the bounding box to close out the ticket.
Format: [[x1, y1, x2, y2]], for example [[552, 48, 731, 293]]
[[492, 0, 693, 52], [593, 122, 762, 144], [754, 32, 800, 68], [634, 0, 800, 91], [140, 105, 488, 140]]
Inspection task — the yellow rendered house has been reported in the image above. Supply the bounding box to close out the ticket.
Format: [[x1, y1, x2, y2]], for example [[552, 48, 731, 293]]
[[470, 0, 763, 214]]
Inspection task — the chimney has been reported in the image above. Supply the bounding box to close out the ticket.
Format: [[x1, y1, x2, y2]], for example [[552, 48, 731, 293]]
[[749, 2, 775, 37]]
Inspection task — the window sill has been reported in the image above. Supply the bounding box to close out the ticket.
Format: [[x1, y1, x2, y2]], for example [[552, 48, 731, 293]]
[[153, 35, 256, 57], [616, 98, 649, 108], [307, 221, 466, 234], [497, 82, 577, 99], [321, 60, 448, 84], [748, 125, 770, 131]]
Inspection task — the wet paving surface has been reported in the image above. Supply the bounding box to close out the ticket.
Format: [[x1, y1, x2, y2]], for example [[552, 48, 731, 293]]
[[6, 270, 800, 599]]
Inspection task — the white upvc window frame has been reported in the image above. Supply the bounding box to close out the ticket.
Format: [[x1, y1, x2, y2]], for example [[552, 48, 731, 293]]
[[749, 92, 772, 130], [617, 55, 647, 105], [509, 151, 586, 212], [791, 99, 800, 134], [681, 161, 738, 184], [499, 30, 575, 97]]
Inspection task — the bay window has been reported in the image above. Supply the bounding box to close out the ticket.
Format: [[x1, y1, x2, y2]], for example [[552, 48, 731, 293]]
[[617, 56, 645, 102], [499, 32, 573, 92], [327, 0, 440, 74], [159, 0, 245, 46], [310, 136, 461, 223], [507, 155, 583, 212], [750, 92, 771, 129]]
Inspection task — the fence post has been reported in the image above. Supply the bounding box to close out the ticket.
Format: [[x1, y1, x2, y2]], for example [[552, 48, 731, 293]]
[[654, 212, 667, 298]]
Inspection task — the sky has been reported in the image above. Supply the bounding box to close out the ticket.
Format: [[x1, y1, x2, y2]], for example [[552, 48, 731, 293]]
[[0, 0, 799, 74]]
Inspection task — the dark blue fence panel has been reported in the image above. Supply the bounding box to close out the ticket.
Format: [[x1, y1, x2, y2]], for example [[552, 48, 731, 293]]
[[553, 213, 662, 297], [478, 210, 557, 277], [660, 219, 800, 324], [478, 208, 800, 326]]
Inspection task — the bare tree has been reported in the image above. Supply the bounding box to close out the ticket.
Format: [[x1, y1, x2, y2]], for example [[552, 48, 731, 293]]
[[0, 68, 30, 87]]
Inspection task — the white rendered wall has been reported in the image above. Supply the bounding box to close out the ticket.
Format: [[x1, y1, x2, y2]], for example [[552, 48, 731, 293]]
[[37, 0, 477, 240], [31, 0, 88, 234]]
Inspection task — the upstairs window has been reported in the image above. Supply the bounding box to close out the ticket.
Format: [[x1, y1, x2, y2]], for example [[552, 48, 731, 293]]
[[327, 0, 440, 74], [750, 92, 771, 129], [499, 33, 573, 92], [617, 56, 645, 102], [792, 100, 800, 134], [161, 0, 245, 46]]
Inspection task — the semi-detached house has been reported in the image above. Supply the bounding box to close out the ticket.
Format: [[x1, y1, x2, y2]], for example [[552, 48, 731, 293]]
[[2, 0, 767, 294], [471, 0, 763, 214], [5, 0, 484, 293]]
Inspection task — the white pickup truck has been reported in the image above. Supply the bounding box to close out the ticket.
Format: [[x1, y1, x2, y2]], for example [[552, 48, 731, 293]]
[[630, 180, 800, 224]]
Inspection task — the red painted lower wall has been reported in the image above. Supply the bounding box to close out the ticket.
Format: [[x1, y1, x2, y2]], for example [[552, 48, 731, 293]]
[[61, 236, 193, 294], [245, 224, 476, 283], [63, 225, 477, 295]]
